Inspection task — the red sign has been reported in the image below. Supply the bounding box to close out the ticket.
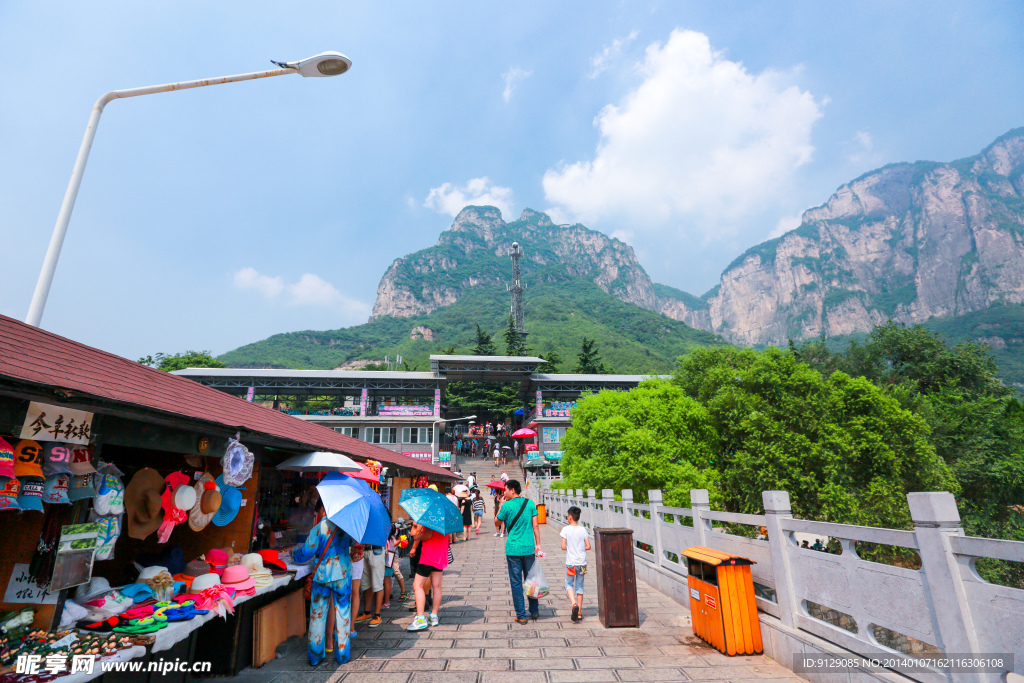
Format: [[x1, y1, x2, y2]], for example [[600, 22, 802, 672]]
[[524, 444, 538, 452], [704, 594, 717, 610]]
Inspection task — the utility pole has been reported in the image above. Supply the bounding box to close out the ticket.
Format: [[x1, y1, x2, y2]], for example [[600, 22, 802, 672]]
[[507, 242, 527, 338]]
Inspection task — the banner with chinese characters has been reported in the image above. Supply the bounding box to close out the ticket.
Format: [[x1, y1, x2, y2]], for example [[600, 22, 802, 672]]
[[433, 389, 441, 417], [545, 451, 563, 461], [438, 451, 452, 468], [360, 388, 368, 416], [535, 390, 542, 416], [20, 402, 93, 445]]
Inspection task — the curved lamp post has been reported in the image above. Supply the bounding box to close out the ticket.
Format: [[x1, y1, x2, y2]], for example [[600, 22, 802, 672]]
[[25, 52, 352, 327]]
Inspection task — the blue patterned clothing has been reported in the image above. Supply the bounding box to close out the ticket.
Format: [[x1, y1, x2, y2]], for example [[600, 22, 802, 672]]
[[294, 519, 353, 589]]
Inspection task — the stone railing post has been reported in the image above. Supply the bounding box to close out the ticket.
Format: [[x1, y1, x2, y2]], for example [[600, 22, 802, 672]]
[[649, 489, 665, 568], [908, 492, 981, 673], [690, 489, 711, 547], [762, 490, 798, 629], [601, 489, 614, 529], [622, 489, 634, 537]]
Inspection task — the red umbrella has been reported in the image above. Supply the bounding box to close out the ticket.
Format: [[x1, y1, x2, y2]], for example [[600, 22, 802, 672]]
[[511, 428, 536, 437], [348, 463, 380, 484], [486, 480, 506, 490]]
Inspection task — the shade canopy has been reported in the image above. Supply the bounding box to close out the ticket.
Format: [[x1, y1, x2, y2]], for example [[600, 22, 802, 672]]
[[511, 428, 536, 437], [277, 451, 361, 473], [347, 462, 380, 483]]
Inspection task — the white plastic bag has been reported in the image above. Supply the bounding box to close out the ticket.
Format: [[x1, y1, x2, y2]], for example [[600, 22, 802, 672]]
[[524, 558, 550, 599]]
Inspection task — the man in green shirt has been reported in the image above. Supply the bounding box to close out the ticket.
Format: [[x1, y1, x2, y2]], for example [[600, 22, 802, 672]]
[[496, 480, 542, 623]]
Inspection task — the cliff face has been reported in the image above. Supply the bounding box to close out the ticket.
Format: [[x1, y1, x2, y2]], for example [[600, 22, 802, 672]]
[[656, 129, 1024, 345], [371, 207, 659, 319]]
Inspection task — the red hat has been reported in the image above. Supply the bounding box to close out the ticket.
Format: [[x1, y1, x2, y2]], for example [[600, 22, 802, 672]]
[[205, 548, 230, 576], [157, 472, 196, 543], [258, 548, 288, 571]]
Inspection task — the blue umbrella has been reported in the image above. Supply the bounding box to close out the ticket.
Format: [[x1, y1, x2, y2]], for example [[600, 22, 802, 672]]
[[399, 488, 462, 535], [513, 408, 525, 415], [316, 473, 391, 546]]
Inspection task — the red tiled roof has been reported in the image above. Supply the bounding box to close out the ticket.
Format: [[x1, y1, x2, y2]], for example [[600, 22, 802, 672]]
[[0, 315, 457, 480]]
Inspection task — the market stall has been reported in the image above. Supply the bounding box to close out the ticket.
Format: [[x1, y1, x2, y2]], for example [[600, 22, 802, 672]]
[[0, 314, 459, 681]]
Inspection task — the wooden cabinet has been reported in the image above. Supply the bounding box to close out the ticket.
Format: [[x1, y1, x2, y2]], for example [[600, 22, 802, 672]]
[[594, 528, 639, 628]]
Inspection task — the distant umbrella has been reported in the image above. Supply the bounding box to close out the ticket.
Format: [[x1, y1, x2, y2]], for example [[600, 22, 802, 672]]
[[511, 428, 536, 437], [277, 451, 362, 473]]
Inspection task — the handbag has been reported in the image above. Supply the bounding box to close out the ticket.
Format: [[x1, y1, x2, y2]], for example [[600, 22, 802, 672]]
[[384, 550, 396, 569], [303, 525, 338, 601], [447, 544, 455, 565]]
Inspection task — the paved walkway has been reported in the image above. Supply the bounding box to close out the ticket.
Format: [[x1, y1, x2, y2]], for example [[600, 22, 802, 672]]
[[204, 506, 802, 683]]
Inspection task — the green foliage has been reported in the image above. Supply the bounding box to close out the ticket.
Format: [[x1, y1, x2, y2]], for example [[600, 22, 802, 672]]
[[574, 337, 608, 374], [472, 324, 497, 356], [218, 279, 727, 373], [538, 348, 562, 373], [503, 315, 529, 356], [138, 351, 225, 372], [652, 283, 708, 310], [558, 381, 720, 508], [445, 323, 520, 420]]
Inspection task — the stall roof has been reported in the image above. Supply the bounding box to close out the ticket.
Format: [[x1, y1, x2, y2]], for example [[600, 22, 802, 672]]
[[0, 315, 458, 480]]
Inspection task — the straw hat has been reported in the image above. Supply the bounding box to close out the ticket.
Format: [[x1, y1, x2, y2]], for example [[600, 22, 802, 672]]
[[241, 555, 273, 588], [188, 473, 221, 532], [125, 468, 165, 540]]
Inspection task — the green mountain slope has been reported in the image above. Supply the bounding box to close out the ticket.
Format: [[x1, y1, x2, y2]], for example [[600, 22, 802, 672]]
[[220, 279, 726, 372]]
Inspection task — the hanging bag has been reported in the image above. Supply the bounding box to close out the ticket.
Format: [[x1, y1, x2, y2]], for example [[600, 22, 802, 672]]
[[524, 558, 549, 599]]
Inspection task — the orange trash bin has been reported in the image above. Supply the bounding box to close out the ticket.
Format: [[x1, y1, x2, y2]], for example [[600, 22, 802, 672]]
[[536, 503, 546, 524], [683, 547, 763, 655]]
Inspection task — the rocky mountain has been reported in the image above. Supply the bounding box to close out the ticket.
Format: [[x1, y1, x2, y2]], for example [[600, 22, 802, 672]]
[[371, 207, 659, 319], [660, 128, 1024, 345]]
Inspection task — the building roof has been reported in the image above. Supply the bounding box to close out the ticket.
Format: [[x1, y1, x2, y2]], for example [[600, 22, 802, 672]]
[[174, 368, 438, 380], [0, 315, 457, 480], [428, 355, 547, 363]]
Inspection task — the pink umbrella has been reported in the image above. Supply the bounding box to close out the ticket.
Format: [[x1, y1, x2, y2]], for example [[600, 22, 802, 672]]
[[348, 462, 380, 484], [511, 428, 536, 437]]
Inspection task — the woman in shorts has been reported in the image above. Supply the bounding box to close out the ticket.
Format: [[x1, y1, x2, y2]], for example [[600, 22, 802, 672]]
[[471, 489, 485, 534], [348, 542, 364, 636], [406, 522, 449, 631]]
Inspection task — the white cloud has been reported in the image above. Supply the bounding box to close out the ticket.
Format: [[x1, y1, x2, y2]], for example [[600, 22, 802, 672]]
[[610, 229, 635, 244], [543, 29, 823, 241], [502, 67, 531, 103], [233, 267, 283, 298], [424, 177, 515, 219], [844, 130, 876, 165], [768, 214, 802, 239], [233, 268, 369, 316], [589, 30, 639, 78]]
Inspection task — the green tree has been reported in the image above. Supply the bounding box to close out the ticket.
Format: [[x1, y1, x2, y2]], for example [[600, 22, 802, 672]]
[[503, 315, 530, 356], [138, 351, 225, 372], [445, 324, 519, 418], [670, 347, 956, 529], [538, 348, 562, 373], [472, 325, 497, 356], [560, 380, 719, 507], [574, 336, 608, 374]]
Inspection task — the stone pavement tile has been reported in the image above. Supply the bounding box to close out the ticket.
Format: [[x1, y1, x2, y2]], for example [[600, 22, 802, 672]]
[[446, 658, 510, 671], [419, 648, 483, 658], [357, 649, 424, 659], [549, 670, 619, 682], [412, 638, 457, 648], [532, 621, 566, 630], [637, 656, 710, 668], [381, 660, 448, 672], [317, 659, 386, 672], [683, 666, 760, 680], [482, 647, 542, 658], [576, 656, 642, 669], [602, 646, 651, 656], [621, 635, 687, 646], [747, 664, 801, 679], [259, 674, 337, 683], [658, 644, 710, 655], [515, 657, 577, 670], [335, 674, 412, 683], [194, 675, 278, 683], [617, 669, 690, 681], [480, 672, 546, 683], [511, 638, 553, 647], [409, 672, 479, 683], [454, 638, 497, 648], [565, 637, 625, 647], [544, 646, 603, 657]]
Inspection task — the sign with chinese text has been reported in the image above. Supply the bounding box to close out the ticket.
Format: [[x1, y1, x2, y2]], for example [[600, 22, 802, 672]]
[[704, 593, 717, 610], [535, 390, 542, 416], [246, 386, 255, 402], [542, 427, 560, 444], [545, 451, 563, 461], [438, 451, 452, 469], [4, 564, 58, 604], [402, 452, 433, 462], [527, 450, 541, 461], [524, 443, 538, 452], [20, 402, 93, 445], [434, 389, 441, 417], [360, 389, 368, 416]]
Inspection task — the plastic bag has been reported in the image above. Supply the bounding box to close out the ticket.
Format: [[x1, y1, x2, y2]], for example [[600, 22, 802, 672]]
[[523, 559, 550, 599]]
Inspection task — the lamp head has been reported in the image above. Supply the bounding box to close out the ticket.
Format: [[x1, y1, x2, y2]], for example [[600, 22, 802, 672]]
[[275, 52, 352, 77]]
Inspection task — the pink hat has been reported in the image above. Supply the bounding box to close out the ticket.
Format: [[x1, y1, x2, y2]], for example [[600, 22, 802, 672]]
[[205, 548, 230, 576], [220, 565, 256, 595]]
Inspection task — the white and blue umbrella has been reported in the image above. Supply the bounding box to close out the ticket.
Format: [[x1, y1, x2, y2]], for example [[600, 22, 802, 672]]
[[277, 451, 362, 473], [316, 473, 390, 546]]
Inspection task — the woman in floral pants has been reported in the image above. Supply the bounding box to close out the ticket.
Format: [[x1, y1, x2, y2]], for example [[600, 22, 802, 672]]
[[294, 518, 353, 666]]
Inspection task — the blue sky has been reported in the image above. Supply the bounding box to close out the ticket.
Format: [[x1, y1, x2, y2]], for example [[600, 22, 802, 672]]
[[2, 1, 1022, 360]]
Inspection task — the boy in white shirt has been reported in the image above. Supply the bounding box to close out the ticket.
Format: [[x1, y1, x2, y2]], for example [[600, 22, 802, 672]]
[[559, 505, 591, 622]]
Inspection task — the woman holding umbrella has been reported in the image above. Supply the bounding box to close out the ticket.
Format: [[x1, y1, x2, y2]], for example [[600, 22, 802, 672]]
[[399, 488, 461, 631], [293, 513, 354, 666]]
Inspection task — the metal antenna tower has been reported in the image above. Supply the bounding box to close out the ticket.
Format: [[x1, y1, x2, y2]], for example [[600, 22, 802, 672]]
[[507, 242, 527, 336]]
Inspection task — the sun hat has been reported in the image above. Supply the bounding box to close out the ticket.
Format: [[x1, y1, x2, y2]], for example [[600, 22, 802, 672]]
[[188, 473, 221, 532], [41, 442, 73, 477], [173, 560, 212, 589], [69, 445, 97, 475], [240, 553, 264, 573], [94, 465, 125, 516], [118, 583, 153, 603], [0, 437, 15, 480], [186, 573, 223, 595], [257, 548, 289, 571], [125, 468, 165, 540], [13, 440, 44, 479], [204, 548, 230, 576], [211, 475, 242, 527], [43, 473, 71, 504], [157, 472, 196, 543], [75, 576, 114, 603], [220, 565, 256, 595], [16, 477, 45, 512], [138, 566, 170, 582], [68, 472, 98, 502], [221, 439, 254, 487], [0, 477, 22, 511]]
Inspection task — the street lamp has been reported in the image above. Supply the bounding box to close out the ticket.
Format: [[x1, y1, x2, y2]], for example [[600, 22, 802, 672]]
[[25, 52, 352, 327], [433, 415, 476, 472]]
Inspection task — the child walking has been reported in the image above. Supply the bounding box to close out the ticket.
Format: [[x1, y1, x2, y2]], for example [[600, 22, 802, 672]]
[[559, 506, 591, 622]]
